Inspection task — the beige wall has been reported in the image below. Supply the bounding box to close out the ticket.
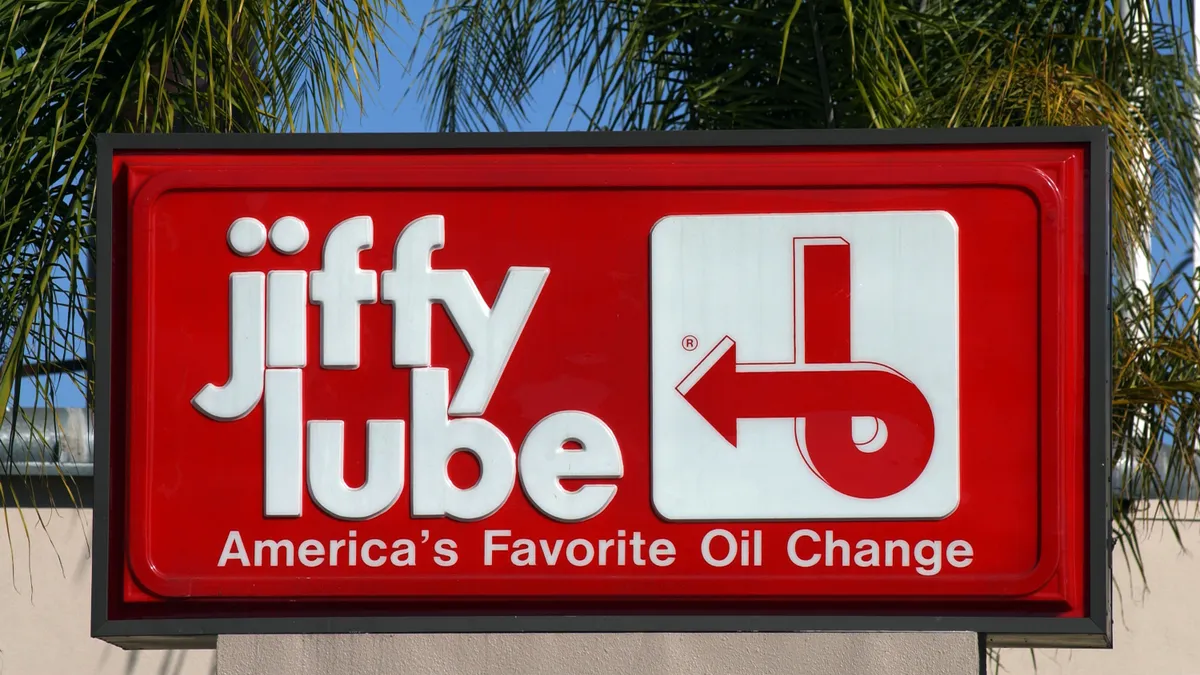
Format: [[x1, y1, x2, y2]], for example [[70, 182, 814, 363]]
[[3, 497, 1196, 675], [997, 502, 1200, 675], [0, 503, 214, 675]]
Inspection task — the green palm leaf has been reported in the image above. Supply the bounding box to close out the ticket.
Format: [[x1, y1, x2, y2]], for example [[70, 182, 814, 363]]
[[413, 0, 1200, 580], [0, 0, 404, 550]]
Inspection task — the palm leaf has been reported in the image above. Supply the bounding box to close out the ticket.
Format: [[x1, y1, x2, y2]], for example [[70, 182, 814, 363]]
[[411, 0, 1200, 580], [0, 0, 404, 557]]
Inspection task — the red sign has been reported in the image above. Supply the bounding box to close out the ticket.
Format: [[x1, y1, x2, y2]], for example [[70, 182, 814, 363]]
[[94, 130, 1111, 648]]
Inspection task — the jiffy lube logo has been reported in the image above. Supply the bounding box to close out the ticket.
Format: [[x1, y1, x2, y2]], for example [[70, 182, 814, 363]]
[[650, 212, 959, 521], [194, 214, 624, 523]]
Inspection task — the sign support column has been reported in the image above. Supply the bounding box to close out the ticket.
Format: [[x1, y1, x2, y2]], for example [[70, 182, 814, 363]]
[[215, 633, 983, 675]]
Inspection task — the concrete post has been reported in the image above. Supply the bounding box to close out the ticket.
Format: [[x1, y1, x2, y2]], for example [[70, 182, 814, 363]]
[[217, 632, 982, 675]]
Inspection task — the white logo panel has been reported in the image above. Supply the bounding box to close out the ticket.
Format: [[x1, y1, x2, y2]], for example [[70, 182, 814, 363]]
[[650, 211, 960, 521]]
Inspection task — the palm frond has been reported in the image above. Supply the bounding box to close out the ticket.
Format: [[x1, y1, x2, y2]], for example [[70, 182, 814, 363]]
[[1111, 269, 1200, 578], [413, 1, 1199, 273], [0, 0, 403, 539], [412, 0, 1200, 580]]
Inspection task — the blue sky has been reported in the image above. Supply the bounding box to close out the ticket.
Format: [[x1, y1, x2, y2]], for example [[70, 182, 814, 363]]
[[336, 0, 586, 134], [336, 1, 445, 134]]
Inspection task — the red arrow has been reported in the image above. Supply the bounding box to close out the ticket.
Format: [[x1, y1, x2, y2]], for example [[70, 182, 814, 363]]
[[676, 337, 936, 499]]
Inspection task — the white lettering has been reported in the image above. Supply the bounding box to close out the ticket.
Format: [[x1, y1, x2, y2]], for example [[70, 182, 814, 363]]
[[566, 539, 594, 566], [701, 529, 737, 567], [914, 540, 942, 576], [512, 539, 536, 566], [266, 270, 307, 367], [649, 539, 675, 567], [540, 539, 564, 565], [785, 530, 974, 576], [947, 540, 974, 568], [193, 271, 265, 420], [484, 530, 510, 565], [410, 368, 515, 521], [631, 531, 646, 565], [329, 539, 346, 565], [886, 539, 910, 566], [268, 215, 309, 256], [310, 215, 377, 369], [519, 411, 623, 522], [307, 419, 405, 520], [433, 539, 458, 566], [826, 532, 850, 567], [218, 530, 250, 567], [381, 214, 549, 415], [787, 529, 821, 567], [854, 540, 881, 567], [220, 530, 444, 569], [390, 539, 416, 566], [298, 539, 324, 567], [599, 539, 615, 564], [202, 213, 625, 526], [263, 368, 304, 517], [362, 539, 387, 567], [254, 539, 295, 567], [483, 531, 664, 567]]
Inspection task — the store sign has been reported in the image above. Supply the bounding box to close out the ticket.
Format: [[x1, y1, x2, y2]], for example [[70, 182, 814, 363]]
[[94, 130, 1111, 649]]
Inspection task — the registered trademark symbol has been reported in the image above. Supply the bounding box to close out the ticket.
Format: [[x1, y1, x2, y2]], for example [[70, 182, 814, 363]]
[[682, 335, 698, 351]]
